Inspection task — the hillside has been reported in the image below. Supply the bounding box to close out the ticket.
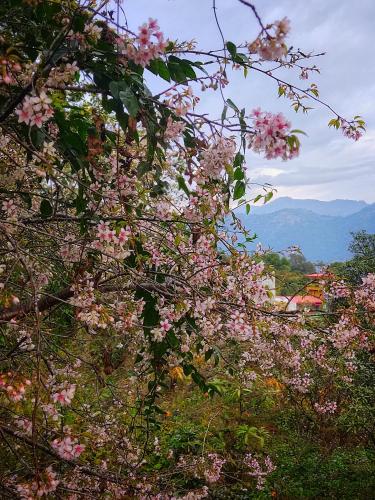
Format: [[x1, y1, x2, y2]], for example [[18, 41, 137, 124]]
[[238, 203, 375, 262]]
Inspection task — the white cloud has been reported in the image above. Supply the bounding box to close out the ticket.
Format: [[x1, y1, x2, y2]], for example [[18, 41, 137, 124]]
[[124, 0, 375, 201]]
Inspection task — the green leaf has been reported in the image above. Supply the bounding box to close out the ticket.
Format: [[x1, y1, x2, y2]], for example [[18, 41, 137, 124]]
[[109, 81, 121, 99], [109, 81, 140, 117], [290, 129, 307, 136], [233, 181, 246, 200], [59, 130, 87, 155], [74, 186, 87, 214], [204, 349, 214, 361], [246, 203, 251, 215], [180, 59, 196, 79], [183, 364, 194, 376], [156, 60, 171, 81], [177, 176, 190, 196], [149, 59, 171, 82], [226, 41, 237, 58], [119, 89, 139, 117], [233, 168, 245, 181], [234, 53, 249, 64], [137, 161, 152, 178], [221, 105, 228, 123], [148, 59, 159, 76], [20, 192, 32, 209], [234, 152, 244, 168], [71, 14, 85, 33], [264, 191, 274, 204], [30, 128, 45, 148], [328, 118, 340, 129], [40, 199, 53, 218], [226, 98, 239, 113], [145, 116, 158, 162], [166, 330, 179, 348], [168, 56, 197, 80], [183, 132, 196, 148]]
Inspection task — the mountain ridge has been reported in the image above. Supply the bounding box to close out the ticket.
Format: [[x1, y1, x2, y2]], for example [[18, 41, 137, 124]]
[[247, 196, 369, 217], [237, 198, 375, 262]]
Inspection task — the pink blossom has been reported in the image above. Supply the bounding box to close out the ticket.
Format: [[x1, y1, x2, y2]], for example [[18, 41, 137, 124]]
[[248, 17, 290, 61], [314, 400, 337, 414], [15, 417, 33, 436], [244, 454, 276, 490], [15, 107, 32, 124], [248, 108, 299, 160], [16, 466, 59, 499], [164, 116, 186, 141], [118, 227, 131, 244], [51, 435, 85, 460], [119, 18, 166, 68], [160, 319, 172, 332], [52, 383, 76, 406], [15, 91, 54, 127], [204, 453, 226, 483], [199, 136, 236, 180]]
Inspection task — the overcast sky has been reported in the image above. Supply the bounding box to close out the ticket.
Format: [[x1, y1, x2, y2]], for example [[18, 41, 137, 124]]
[[123, 0, 375, 202]]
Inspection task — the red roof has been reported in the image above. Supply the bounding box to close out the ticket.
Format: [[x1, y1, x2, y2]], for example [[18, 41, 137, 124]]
[[290, 295, 323, 305]]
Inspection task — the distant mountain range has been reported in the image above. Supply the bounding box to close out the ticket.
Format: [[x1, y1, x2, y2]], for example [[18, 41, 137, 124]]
[[236, 197, 375, 263], [250, 197, 369, 216]]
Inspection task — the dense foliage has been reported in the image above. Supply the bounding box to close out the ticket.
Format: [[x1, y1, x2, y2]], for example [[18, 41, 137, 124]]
[[262, 252, 316, 295], [331, 231, 375, 285], [0, 1, 373, 498]]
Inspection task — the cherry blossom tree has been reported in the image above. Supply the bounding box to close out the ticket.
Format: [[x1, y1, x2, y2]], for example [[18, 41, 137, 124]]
[[0, 0, 371, 497]]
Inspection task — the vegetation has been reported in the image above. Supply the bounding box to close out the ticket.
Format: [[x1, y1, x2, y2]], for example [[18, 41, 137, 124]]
[[0, 1, 373, 498], [262, 252, 316, 295], [330, 231, 375, 284]]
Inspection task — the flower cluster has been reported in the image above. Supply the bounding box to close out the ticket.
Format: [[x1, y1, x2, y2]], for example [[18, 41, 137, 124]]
[[42, 403, 60, 422], [248, 108, 299, 160], [199, 136, 236, 180], [17, 330, 35, 351], [52, 383, 76, 406], [121, 18, 166, 67], [341, 121, 363, 141], [0, 372, 31, 402], [51, 435, 85, 460], [164, 117, 186, 141], [2, 199, 18, 219], [178, 453, 226, 485], [93, 221, 132, 260], [327, 279, 351, 299], [248, 18, 291, 61], [355, 273, 375, 310], [163, 86, 199, 116], [46, 61, 79, 87], [70, 275, 115, 329], [200, 70, 229, 92], [15, 417, 33, 436], [0, 1, 369, 497], [16, 467, 59, 499], [15, 91, 54, 127], [314, 400, 338, 414], [60, 235, 83, 263], [204, 453, 226, 483], [244, 454, 276, 490], [0, 56, 22, 84], [84, 22, 103, 41], [331, 316, 362, 350]]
